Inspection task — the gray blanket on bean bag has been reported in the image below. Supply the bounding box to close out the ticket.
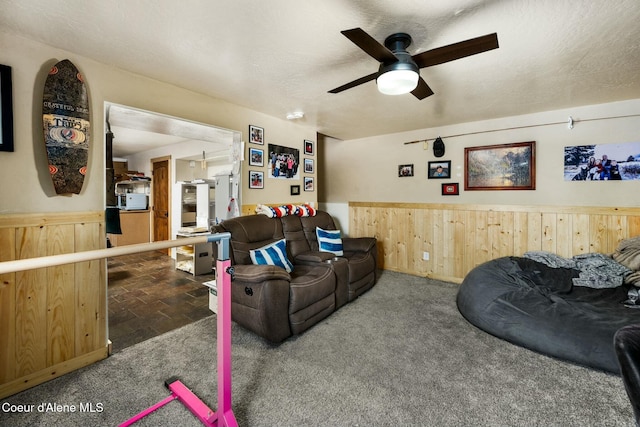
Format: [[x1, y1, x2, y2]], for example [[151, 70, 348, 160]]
[[457, 256, 640, 373]]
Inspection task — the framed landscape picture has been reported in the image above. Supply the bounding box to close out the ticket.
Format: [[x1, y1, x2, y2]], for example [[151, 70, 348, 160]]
[[465, 141, 536, 191]]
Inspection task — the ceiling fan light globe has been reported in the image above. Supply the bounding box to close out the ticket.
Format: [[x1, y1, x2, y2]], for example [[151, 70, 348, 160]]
[[377, 69, 419, 95]]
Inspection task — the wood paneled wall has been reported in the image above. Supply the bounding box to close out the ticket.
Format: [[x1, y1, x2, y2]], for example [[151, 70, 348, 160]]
[[349, 202, 640, 283], [0, 211, 108, 399]]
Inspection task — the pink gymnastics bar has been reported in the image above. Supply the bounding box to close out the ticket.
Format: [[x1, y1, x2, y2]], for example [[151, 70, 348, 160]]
[[119, 233, 238, 426]]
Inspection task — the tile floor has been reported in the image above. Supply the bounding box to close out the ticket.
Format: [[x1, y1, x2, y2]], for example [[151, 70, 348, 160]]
[[107, 250, 215, 353]]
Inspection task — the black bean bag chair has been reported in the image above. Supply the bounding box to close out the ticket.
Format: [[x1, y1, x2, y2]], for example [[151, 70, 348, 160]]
[[614, 324, 640, 424], [457, 256, 640, 373]]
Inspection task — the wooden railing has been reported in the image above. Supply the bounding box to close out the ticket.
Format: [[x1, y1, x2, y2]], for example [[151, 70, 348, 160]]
[[349, 202, 640, 283]]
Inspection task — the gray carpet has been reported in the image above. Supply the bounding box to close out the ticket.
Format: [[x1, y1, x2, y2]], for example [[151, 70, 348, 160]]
[[0, 271, 634, 426]]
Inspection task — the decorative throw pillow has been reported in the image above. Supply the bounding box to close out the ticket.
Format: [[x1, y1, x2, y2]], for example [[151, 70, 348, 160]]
[[316, 227, 343, 256], [255, 203, 317, 217], [304, 204, 316, 216], [269, 205, 289, 218], [255, 204, 274, 217], [249, 239, 294, 273]]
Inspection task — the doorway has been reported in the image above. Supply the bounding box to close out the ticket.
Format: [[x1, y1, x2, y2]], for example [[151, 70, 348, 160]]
[[104, 102, 242, 351]]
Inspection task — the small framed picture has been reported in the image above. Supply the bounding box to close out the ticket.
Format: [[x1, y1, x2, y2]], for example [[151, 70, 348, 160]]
[[249, 125, 264, 145], [441, 182, 460, 196], [304, 140, 314, 155], [249, 170, 264, 189], [249, 147, 264, 166], [428, 160, 451, 179], [290, 185, 300, 196], [304, 158, 314, 173], [0, 64, 14, 152], [398, 164, 414, 177], [304, 177, 314, 191]]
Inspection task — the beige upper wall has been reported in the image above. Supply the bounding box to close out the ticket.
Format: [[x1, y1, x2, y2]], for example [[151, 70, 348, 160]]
[[3, 30, 638, 213], [0, 32, 317, 214], [323, 99, 640, 207]]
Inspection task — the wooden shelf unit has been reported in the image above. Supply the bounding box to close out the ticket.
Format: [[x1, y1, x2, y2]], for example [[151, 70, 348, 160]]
[[175, 233, 213, 275]]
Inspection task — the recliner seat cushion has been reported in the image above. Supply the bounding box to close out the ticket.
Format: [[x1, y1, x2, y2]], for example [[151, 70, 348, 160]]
[[288, 265, 335, 313], [288, 264, 336, 335]]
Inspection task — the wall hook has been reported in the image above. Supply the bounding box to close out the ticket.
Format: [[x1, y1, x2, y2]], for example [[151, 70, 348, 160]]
[[568, 116, 574, 129]]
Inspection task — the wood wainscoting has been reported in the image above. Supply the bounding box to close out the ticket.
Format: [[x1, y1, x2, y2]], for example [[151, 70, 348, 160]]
[[349, 202, 640, 283], [0, 211, 108, 399]]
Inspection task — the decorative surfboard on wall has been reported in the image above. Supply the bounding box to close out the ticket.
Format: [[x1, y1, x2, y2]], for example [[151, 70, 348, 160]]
[[42, 59, 90, 195]]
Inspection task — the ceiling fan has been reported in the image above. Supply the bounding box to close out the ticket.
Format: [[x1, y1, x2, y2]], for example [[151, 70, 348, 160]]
[[328, 28, 499, 100]]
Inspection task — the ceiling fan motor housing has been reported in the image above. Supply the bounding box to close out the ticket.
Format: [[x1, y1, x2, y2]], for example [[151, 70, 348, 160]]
[[379, 32, 419, 74]]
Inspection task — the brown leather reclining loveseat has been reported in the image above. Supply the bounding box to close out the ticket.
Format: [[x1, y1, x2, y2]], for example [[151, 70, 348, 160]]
[[216, 210, 378, 343]]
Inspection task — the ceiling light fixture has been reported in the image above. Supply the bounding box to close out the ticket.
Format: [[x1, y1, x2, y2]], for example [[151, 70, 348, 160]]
[[286, 111, 304, 120], [377, 67, 419, 95], [376, 33, 419, 96]]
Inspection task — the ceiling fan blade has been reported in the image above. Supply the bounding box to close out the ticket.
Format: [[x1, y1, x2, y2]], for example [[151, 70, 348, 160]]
[[341, 28, 398, 63], [411, 77, 434, 100], [412, 33, 499, 69], [328, 71, 378, 94]]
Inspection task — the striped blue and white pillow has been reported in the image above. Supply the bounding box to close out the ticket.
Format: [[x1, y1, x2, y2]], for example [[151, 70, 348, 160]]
[[316, 227, 343, 256], [249, 239, 294, 273]]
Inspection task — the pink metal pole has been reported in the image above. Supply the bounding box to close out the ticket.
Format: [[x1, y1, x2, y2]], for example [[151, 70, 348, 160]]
[[216, 258, 238, 427]]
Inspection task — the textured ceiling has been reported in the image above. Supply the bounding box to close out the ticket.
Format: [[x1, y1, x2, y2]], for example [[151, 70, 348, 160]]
[[1, 0, 640, 145]]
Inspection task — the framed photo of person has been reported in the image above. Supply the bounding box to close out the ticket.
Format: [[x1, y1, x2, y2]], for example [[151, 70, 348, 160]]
[[304, 158, 314, 173], [249, 170, 264, 189], [249, 125, 264, 145], [398, 164, 414, 177], [268, 143, 300, 179], [249, 148, 264, 166], [428, 160, 451, 179], [304, 177, 314, 191]]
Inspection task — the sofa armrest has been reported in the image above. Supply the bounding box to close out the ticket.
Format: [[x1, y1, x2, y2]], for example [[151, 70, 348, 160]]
[[343, 237, 377, 253], [231, 264, 291, 284], [294, 251, 336, 263]]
